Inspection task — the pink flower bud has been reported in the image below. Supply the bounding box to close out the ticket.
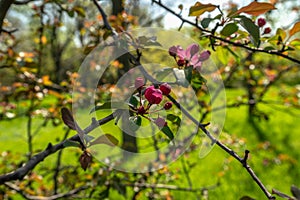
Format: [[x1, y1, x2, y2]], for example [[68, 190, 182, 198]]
[[135, 77, 144, 89], [144, 86, 163, 104], [199, 50, 211, 61], [164, 102, 173, 110], [159, 83, 171, 95], [257, 18, 266, 27], [155, 117, 167, 128], [169, 46, 177, 57], [263, 27, 271, 34], [137, 106, 146, 115]]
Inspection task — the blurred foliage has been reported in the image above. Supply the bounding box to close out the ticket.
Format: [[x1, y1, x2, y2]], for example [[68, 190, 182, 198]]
[[0, 0, 300, 199]]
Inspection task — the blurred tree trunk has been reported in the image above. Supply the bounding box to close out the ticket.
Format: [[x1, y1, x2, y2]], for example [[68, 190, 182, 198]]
[[111, 0, 138, 153], [112, 0, 124, 16], [0, 0, 14, 34]]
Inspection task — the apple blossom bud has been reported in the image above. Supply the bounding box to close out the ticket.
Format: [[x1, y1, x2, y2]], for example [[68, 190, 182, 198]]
[[257, 18, 266, 27], [135, 77, 144, 89], [263, 27, 271, 34], [159, 83, 171, 95], [164, 102, 173, 110], [177, 59, 185, 66], [144, 86, 163, 104]]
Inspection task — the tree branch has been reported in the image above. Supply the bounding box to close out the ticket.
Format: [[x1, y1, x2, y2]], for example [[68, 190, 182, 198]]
[[4, 182, 88, 200], [0, 0, 15, 35], [0, 111, 118, 184], [151, 0, 300, 65]]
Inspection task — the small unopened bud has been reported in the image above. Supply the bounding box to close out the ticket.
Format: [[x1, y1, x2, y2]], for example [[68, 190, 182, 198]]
[[177, 59, 185, 66], [257, 18, 266, 27], [159, 83, 171, 95], [164, 102, 173, 110], [263, 27, 271, 34], [135, 77, 144, 89]]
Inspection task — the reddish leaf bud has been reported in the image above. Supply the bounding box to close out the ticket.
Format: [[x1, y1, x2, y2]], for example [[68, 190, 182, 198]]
[[177, 59, 185, 66], [155, 117, 167, 128], [159, 83, 171, 95], [169, 46, 177, 57], [257, 18, 266, 27], [263, 27, 271, 34], [144, 86, 163, 104], [164, 102, 173, 110], [137, 105, 146, 115], [79, 151, 92, 171], [135, 77, 144, 89]]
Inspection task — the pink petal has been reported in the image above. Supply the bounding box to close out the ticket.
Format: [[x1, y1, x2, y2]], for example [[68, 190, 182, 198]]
[[186, 43, 199, 59], [199, 50, 211, 61]]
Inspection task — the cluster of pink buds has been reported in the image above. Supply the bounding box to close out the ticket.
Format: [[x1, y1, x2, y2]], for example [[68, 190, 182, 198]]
[[169, 43, 210, 70], [257, 17, 271, 35], [133, 77, 173, 128]]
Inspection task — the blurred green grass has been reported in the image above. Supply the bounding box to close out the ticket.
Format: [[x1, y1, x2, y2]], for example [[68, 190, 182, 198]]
[[0, 88, 299, 199]]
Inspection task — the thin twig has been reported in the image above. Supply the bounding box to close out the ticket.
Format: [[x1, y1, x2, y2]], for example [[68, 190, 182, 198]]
[[4, 182, 88, 200], [126, 182, 219, 193], [0, 111, 118, 184], [151, 0, 300, 65]]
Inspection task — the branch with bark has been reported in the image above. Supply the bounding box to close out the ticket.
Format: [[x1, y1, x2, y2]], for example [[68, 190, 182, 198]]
[[151, 0, 300, 65], [0, 111, 118, 184], [90, 3, 276, 199]]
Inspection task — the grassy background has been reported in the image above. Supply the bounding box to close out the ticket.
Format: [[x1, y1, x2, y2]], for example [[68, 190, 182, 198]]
[[0, 89, 299, 199]]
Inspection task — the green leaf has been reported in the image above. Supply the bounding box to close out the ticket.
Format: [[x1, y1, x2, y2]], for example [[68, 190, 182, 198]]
[[220, 23, 239, 37], [73, 6, 86, 17], [129, 116, 142, 132], [201, 18, 213, 29], [189, 2, 217, 17], [167, 114, 181, 126], [239, 196, 255, 200], [263, 46, 275, 51], [89, 134, 119, 146], [239, 16, 260, 47], [184, 66, 193, 83], [161, 126, 174, 140], [191, 73, 207, 91], [128, 95, 139, 108], [276, 28, 286, 42], [64, 140, 81, 148], [290, 38, 300, 49]]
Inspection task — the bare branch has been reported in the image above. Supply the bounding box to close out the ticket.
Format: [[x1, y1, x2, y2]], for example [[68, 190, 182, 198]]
[[151, 0, 300, 65], [0, 111, 118, 184], [0, 0, 15, 35], [4, 182, 88, 200]]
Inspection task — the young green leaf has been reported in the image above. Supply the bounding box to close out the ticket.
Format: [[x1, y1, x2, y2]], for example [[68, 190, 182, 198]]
[[220, 23, 239, 37], [239, 16, 260, 47], [63, 140, 81, 148], [89, 134, 119, 147], [201, 18, 213, 29], [161, 126, 174, 140]]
